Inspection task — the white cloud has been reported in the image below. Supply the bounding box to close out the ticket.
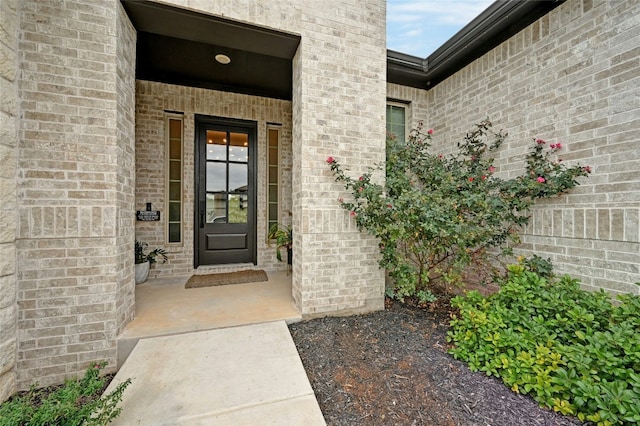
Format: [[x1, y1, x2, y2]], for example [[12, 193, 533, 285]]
[[387, 0, 494, 56], [402, 28, 424, 38], [387, 0, 493, 25]]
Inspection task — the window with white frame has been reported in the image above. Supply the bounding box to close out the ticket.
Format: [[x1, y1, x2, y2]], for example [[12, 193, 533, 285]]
[[166, 114, 183, 244], [266, 125, 280, 238], [386, 102, 408, 142]]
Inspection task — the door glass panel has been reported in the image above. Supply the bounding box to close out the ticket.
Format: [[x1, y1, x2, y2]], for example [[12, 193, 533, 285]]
[[207, 162, 226, 192], [229, 133, 248, 162], [206, 193, 227, 223], [228, 194, 248, 223], [206, 130, 227, 160], [229, 163, 247, 192]]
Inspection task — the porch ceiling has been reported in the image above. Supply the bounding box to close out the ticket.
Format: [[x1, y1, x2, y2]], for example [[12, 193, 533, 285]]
[[120, 0, 300, 100]]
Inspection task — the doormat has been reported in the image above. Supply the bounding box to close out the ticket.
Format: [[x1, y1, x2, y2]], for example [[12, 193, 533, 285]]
[[185, 269, 268, 289]]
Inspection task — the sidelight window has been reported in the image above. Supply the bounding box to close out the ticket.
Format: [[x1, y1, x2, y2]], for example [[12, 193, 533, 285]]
[[166, 114, 183, 244], [266, 125, 280, 237]]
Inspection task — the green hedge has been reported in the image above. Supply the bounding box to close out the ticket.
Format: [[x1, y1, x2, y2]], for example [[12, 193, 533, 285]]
[[447, 267, 640, 425]]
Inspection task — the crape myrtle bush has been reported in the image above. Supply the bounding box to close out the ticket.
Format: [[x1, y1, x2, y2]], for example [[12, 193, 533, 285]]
[[0, 362, 131, 426], [327, 120, 591, 302], [447, 266, 640, 425]]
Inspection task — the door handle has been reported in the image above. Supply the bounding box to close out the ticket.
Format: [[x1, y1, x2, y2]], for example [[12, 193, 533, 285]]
[[200, 209, 205, 228], [199, 201, 206, 228]]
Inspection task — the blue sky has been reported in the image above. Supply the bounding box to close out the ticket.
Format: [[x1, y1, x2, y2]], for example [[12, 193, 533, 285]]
[[387, 0, 494, 57]]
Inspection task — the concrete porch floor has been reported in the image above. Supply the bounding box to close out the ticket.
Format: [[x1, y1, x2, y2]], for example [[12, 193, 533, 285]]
[[117, 270, 302, 367]]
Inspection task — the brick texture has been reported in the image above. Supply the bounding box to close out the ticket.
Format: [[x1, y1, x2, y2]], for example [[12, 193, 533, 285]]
[[157, 0, 388, 316], [134, 81, 293, 277], [291, 2, 387, 316], [114, 3, 136, 337], [14, 0, 136, 389], [0, 0, 18, 402], [388, 0, 640, 296]]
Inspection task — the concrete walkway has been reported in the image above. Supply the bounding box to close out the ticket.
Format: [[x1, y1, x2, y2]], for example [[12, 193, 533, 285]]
[[106, 321, 326, 425]]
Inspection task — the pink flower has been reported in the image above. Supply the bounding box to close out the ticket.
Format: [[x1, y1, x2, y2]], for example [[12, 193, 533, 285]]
[[427, 128, 434, 135], [350, 211, 356, 217], [550, 144, 556, 149], [468, 177, 474, 182], [338, 197, 343, 203], [481, 175, 487, 180], [438, 154, 443, 159], [584, 165, 592, 173], [537, 176, 546, 183], [326, 156, 335, 164], [359, 176, 363, 181], [536, 138, 545, 145], [555, 142, 562, 149], [358, 187, 363, 192], [488, 166, 496, 173], [387, 204, 392, 209]]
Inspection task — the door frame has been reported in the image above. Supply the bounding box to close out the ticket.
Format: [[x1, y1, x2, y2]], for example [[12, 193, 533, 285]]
[[194, 114, 258, 268]]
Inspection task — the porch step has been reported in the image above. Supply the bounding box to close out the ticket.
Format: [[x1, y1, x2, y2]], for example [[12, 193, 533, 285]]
[[116, 271, 301, 367], [105, 321, 326, 425]]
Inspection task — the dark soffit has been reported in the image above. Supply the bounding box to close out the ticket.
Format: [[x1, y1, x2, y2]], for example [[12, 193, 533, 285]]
[[120, 0, 300, 100], [387, 0, 565, 90]]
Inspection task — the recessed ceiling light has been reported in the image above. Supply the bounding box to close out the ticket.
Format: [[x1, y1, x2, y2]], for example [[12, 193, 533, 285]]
[[215, 54, 231, 64]]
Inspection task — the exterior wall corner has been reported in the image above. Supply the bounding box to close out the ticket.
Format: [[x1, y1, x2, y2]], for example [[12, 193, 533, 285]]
[[0, 0, 20, 402]]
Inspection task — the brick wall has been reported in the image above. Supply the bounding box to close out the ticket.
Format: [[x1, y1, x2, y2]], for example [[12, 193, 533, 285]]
[[155, 0, 388, 316], [14, 0, 135, 389], [134, 80, 293, 276], [0, 0, 18, 402], [292, 2, 387, 316], [114, 3, 136, 336], [388, 0, 639, 296]]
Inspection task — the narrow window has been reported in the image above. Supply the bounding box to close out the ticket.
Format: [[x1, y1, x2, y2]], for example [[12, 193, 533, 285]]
[[267, 125, 280, 238], [386, 103, 407, 142], [166, 114, 183, 244]]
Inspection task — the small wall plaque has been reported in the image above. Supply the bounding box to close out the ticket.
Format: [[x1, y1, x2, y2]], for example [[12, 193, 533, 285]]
[[136, 210, 160, 221]]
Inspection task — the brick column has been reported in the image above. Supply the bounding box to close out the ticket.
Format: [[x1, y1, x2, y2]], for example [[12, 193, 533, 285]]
[[0, 0, 18, 402], [291, 1, 388, 316], [15, 0, 136, 389]]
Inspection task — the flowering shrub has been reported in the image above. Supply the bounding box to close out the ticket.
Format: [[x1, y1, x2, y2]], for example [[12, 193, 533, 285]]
[[327, 119, 590, 301]]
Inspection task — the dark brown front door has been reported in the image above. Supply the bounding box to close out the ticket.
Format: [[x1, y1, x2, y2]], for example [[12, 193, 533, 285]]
[[195, 116, 257, 266]]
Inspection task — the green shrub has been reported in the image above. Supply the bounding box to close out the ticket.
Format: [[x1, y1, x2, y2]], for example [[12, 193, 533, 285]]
[[327, 120, 590, 301], [0, 362, 131, 426], [447, 268, 640, 425]]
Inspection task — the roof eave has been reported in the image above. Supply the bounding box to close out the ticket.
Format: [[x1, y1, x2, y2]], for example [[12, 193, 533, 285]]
[[387, 0, 565, 91]]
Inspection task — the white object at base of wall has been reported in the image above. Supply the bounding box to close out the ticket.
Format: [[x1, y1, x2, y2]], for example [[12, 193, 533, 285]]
[[135, 261, 150, 284]]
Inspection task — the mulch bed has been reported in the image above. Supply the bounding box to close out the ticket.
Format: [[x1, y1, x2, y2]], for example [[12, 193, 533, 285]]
[[289, 297, 583, 426]]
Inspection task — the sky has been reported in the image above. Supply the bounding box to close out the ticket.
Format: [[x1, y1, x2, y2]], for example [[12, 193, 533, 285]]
[[387, 0, 494, 58]]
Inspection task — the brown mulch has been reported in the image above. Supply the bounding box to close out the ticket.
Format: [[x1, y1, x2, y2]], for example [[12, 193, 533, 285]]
[[288, 297, 583, 426]]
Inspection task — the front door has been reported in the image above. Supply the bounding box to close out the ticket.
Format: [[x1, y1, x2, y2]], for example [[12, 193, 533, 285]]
[[195, 116, 257, 266]]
